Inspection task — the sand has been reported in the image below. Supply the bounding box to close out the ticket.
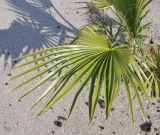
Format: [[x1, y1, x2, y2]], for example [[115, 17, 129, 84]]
[[0, 0, 160, 135]]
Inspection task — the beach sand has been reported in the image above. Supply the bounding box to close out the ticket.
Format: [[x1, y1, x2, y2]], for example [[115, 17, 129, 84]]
[[0, 0, 160, 135]]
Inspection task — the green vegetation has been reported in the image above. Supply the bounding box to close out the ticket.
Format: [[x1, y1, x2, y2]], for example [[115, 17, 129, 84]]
[[12, 0, 160, 122]]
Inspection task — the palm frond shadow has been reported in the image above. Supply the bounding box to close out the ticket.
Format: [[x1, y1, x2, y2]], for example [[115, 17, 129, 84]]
[[0, 0, 77, 67]]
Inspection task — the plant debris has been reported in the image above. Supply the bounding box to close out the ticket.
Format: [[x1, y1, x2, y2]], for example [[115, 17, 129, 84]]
[[58, 116, 67, 121]]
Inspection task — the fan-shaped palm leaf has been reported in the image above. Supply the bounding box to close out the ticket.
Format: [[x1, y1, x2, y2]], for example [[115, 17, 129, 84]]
[[12, 25, 151, 122]]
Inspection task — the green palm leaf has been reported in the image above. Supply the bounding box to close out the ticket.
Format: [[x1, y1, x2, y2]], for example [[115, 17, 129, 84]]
[[113, 0, 152, 38], [12, 25, 151, 122]]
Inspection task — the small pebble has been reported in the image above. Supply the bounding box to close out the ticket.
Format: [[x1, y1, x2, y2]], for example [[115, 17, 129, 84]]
[[111, 108, 115, 111], [154, 127, 158, 131], [152, 102, 156, 105], [54, 121, 62, 127], [157, 110, 160, 112], [99, 126, 104, 130], [9, 104, 12, 106], [147, 115, 150, 120], [18, 99, 21, 102], [51, 131, 55, 134], [7, 73, 11, 76], [5, 83, 8, 85], [98, 99, 105, 109], [57, 26, 61, 29], [140, 121, 152, 132], [85, 102, 88, 106]]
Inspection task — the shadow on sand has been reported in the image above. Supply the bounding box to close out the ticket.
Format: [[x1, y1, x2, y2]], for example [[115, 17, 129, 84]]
[[0, 0, 77, 67]]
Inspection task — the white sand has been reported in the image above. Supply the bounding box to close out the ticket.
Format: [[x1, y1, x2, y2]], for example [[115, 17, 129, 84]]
[[0, 0, 160, 135]]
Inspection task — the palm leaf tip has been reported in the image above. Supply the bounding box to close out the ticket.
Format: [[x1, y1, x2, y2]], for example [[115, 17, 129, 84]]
[[91, 0, 112, 8]]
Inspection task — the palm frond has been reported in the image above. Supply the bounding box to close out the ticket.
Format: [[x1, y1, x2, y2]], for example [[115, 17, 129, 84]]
[[12, 25, 151, 122], [111, 0, 152, 38]]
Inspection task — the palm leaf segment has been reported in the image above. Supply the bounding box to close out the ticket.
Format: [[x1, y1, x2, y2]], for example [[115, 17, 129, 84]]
[[91, 0, 112, 8], [13, 25, 151, 121]]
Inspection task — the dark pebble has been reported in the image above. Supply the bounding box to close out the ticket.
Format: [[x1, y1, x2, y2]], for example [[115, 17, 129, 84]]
[[85, 102, 88, 106], [64, 109, 66, 112], [152, 102, 156, 105], [147, 115, 150, 120], [112, 131, 116, 134], [150, 38, 154, 44], [57, 26, 61, 29], [5, 83, 8, 85], [18, 99, 21, 102], [111, 108, 115, 111], [54, 120, 62, 127], [76, 11, 79, 14], [140, 121, 152, 132], [154, 127, 158, 131], [98, 99, 105, 109], [99, 126, 104, 130], [7, 73, 12, 76], [51, 131, 55, 134], [157, 110, 160, 112], [9, 104, 12, 106], [58, 116, 67, 121]]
